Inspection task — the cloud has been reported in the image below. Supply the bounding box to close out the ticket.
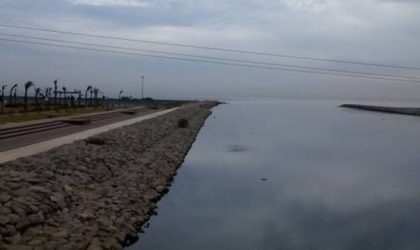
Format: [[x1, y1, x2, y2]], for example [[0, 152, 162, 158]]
[[66, 0, 151, 7], [281, 0, 338, 12], [0, 0, 419, 100]]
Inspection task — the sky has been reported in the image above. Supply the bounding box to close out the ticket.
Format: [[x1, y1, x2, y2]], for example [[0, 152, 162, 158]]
[[0, 0, 419, 100]]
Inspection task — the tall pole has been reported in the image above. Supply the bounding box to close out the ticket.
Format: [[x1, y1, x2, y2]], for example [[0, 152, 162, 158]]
[[141, 75, 144, 100]]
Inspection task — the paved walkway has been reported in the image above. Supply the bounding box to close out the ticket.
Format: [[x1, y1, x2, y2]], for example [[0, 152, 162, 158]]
[[0, 108, 178, 164]]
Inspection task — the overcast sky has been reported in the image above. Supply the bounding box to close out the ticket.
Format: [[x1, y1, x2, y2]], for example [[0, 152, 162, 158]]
[[0, 0, 419, 100]]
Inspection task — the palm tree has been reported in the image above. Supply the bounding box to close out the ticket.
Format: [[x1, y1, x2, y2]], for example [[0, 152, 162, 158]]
[[90, 89, 93, 106], [1, 84, 6, 113], [44, 87, 51, 109], [58, 91, 62, 106], [34, 88, 42, 110], [13, 88, 17, 105], [1, 84, 6, 101], [53, 79, 58, 106], [62, 86, 67, 107], [9, 84, 17, 106], [93, 88, 99, 106], [24, 81, 34, 112], [85, 85, 92, 107], [118, 90, 124, 107], [78, 90, 82, 106]]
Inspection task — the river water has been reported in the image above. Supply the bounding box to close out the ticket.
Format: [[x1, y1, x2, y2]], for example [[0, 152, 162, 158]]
[[129, 99, 420, 250]]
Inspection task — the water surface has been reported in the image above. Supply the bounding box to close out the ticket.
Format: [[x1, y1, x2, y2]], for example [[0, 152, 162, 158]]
[[130, 100, 420, 250]]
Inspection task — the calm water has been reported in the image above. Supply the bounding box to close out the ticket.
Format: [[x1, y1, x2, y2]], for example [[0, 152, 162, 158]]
[[130, 100, 420, 250]]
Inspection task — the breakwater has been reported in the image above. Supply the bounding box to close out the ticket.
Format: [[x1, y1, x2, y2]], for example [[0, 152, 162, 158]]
[[340, 104, 420, 116], [0, 101, 218, 249]]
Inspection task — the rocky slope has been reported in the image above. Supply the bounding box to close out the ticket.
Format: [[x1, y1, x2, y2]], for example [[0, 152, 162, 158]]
[[0, 101, 218, 250]]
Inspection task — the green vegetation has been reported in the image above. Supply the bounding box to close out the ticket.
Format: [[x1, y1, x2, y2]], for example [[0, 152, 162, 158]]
[[0, 107, 111, 125], [177, 118, 189, 128], [85, 136, 106, 145]]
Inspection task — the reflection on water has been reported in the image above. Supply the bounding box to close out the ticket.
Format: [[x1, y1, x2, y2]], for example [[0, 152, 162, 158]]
[[227, 144, 248, 153], [129, 100, 420, 250]]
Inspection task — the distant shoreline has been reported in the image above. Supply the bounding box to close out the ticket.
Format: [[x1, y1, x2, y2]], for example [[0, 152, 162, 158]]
[[340, 104, 420, 117]]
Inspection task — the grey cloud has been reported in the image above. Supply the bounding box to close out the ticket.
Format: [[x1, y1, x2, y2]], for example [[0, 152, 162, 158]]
[[0, 0, 419, 100]]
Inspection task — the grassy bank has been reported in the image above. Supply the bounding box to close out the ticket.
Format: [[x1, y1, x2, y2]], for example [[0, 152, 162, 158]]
[[0, 107, 115, 125]]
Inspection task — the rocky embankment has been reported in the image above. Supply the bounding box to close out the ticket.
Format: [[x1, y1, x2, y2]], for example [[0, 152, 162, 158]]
[[0, 101, 218, 250], [340, 104, 420, 116]]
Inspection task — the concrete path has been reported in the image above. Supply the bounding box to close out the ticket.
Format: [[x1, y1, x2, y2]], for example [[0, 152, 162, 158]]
[[0, 108, 178, 164]]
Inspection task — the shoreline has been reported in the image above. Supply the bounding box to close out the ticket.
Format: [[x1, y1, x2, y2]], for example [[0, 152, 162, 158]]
[[340, 104, 420, 117], [0, 101, 219, 249]]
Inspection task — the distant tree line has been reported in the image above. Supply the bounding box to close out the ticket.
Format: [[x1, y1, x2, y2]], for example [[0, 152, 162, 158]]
[[0, 80, 108, 114]]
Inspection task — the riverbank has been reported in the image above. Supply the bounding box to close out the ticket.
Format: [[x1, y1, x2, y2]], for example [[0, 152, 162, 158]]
[[340, 104, 420, 116], [0, 101, 219, 249]]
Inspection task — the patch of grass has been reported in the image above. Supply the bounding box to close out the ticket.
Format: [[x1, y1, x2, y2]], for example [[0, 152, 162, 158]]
[[85, 136, 106, 145], [177, 118, 189, 128], [0, 107, 110, 125]]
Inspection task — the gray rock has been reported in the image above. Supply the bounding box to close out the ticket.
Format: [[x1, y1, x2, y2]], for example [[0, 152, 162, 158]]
[[28, 212, 44, 225], [8, 170, 20, 177], [63, 185, 73, 193], [4, 233, 22, 244], [15, 218, 31, 230], [24, 175, 41, 184], [98, 217, 114, 232], [52, 230, 69, 239], [0, 204, 11, 214], [87, 237, 102, 250], [0, 224, 17, 236], [30, 186, 51, 194], [50, 194, 66, 208], [0, 215, 10, 225], [156, 185, 168, 194], [11, 204, 26, 216], [0, 192, 12, 203], [4, 245, 30, 250], [7, 213, 20, 224]]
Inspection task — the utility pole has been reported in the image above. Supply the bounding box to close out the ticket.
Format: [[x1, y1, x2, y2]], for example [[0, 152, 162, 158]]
[[141, 75, 144, 100]]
